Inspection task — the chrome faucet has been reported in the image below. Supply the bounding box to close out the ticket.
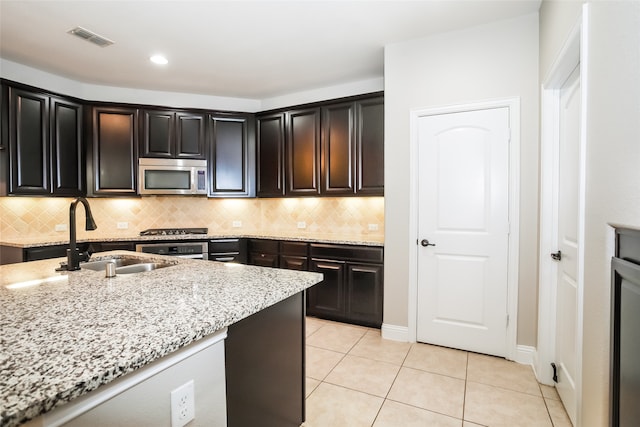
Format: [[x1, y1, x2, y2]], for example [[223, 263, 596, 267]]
[[66, 197, 98, 271]]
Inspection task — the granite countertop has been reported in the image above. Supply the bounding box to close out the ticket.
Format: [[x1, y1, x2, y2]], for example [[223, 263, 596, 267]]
[[0, 251, 323, 427], [0, 232, 384, 249]]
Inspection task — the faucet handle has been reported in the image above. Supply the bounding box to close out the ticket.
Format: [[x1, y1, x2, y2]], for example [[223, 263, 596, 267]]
[[79, 251, 91, 263]]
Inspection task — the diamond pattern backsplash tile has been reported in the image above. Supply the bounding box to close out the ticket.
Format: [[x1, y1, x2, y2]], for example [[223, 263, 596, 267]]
[[0, 196, 384, 241]]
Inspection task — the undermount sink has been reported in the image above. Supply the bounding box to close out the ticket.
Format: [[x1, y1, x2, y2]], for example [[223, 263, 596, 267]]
[[113, 263, 158, 274], [80, 257, 173, 274]]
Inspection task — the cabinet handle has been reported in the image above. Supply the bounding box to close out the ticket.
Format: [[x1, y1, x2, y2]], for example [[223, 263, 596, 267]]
[[551, 251, 562, 261]]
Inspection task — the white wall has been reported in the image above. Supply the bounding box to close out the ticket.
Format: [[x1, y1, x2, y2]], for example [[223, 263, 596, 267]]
[[383, 13, 540, 345], [540, 1, 640, 424], [582, 1, 640, 425], [0, 58, 262, 112], [0, 58, 383, 112]]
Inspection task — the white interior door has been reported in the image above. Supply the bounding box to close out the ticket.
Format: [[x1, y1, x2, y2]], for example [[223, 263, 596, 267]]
[[416, 107, 510, 357], [553, 64, 581, 426]]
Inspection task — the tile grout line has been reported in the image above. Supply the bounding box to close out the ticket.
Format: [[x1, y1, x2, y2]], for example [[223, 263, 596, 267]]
[[462, 350, 469, 426], [368, 341, 416, 426]]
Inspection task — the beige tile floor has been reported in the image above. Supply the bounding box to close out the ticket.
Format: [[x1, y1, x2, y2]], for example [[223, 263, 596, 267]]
[[303, 317, 573, 427]]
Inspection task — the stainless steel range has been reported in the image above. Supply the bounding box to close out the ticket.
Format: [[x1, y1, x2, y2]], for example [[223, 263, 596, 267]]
[[136, 228, 209, 259], [139, 227, 208, 236]]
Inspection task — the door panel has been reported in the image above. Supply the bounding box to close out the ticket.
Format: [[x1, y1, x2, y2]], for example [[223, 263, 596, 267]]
[[554, 64, 581, 425], [417, 107, 510, 357]]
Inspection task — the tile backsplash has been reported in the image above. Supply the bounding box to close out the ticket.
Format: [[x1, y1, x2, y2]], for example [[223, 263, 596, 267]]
[[0, 196, 384, 241]]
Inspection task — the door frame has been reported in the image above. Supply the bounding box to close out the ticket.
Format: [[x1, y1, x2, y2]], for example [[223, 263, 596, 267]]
[[408, 97, 521, 361], [536, 6, 587, 424]]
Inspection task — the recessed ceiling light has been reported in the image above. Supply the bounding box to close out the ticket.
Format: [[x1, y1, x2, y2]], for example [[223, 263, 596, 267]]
[[150, 55, 168, 65]]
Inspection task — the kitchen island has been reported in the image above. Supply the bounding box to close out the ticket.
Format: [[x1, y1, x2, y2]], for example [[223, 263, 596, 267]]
[[0, 252, 322, 427]]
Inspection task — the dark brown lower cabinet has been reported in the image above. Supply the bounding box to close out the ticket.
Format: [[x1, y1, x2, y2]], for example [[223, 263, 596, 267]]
[[247, 239, 309, 269], [225, 291, 305, 427], [308, 244, 384, 328], [0, 241, 128, 265], [309, 259, 346, 319], [0, 244, 67, 264], [248, 239, 280, 267], [347, 263, 384, 326]]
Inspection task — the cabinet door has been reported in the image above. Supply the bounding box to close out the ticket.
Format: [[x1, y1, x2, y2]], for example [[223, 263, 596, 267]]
[[356, 97, 384, 195], [226, 292, 304, 427], [208, 116, 254, 197], [309, 259, 346, 319], [8, 87, 50, 194], [176, 112, 205, 159], [286, 108, 320, 196], [347, 263, 383, 327], [256, 113, 285, 197], [140, 109, 173, 158], [0, 84, 7, 196], [51, 96, 83, 195], [321, 102, 355, 194], [90, 107, 138, 196]]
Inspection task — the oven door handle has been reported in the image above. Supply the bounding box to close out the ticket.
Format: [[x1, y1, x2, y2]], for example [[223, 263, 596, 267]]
[[175, 254, 205, 259]]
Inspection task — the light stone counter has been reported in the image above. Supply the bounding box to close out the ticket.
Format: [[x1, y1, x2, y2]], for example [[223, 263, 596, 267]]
[[0, 252, 322, 427], [0, 232, 384, 249]]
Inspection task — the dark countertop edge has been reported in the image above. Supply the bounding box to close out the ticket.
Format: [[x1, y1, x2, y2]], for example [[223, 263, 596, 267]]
[[0, 233, 384, 248]]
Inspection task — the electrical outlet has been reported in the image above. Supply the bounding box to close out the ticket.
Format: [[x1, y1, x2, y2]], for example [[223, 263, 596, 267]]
[[54, 224, 67, 232], [297, 221, 306, 229], [116, 222, 129, 229], [171, 380, 195, 427], [368, 223, 379, 231], [232, 220, 242, 228]]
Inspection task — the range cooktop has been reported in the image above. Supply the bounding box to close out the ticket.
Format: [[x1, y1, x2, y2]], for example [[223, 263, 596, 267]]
[[139, 228, 208, 236]]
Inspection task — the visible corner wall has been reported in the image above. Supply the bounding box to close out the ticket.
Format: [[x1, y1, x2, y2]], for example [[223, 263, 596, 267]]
[[383, 13, 540, 345], [540, 1, 640, 425]]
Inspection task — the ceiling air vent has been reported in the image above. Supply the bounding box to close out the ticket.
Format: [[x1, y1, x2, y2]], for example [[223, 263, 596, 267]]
[[67, 26, 114, 47]]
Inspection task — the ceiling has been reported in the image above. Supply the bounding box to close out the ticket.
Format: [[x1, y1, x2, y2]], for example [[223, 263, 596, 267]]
[[0, 1, 541, 100]]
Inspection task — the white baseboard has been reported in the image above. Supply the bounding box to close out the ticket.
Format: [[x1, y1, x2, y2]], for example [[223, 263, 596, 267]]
[[381, 323, 411, 342], [514, 344, 536, 365], [380, 326, 539, 375]]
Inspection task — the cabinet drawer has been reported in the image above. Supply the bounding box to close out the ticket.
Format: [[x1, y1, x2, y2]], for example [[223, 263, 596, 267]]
[[281, 255, 308, 271], [281, 241, 308, 256], [310, 244, 383, 263], [249, 252, 279, 267], [209, 239, 242, 253], [249, 239, 279, 254]]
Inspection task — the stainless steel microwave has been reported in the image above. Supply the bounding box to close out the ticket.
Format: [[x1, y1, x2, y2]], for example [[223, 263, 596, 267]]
[[138, 158, 207, 195]]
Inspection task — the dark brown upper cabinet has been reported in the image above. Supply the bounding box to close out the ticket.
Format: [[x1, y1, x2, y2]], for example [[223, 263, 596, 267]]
[[140, 109, 205, 159], [87, 106, 138, 196], [256, 113, 285, 197], [257, 94, 383, 198], [286, 108, 321, 196], [321, 102, 355, 194], [355, 97, 384, 195], [321, 97, 384, 196], [6, 86, 83, 196], [208, 114, 255, 197], [51, 96, 84, 196]]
